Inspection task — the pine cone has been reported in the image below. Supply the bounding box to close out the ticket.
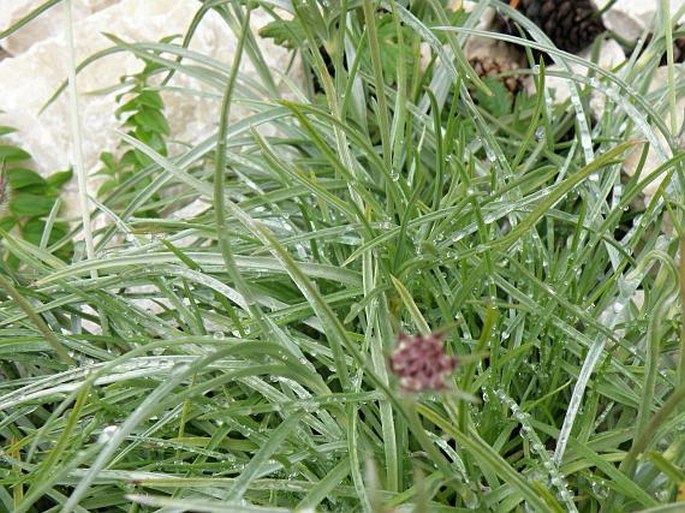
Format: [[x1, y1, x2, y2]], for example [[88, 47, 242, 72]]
[[469, 55, 523, 94], [503, 0, 605, 55]]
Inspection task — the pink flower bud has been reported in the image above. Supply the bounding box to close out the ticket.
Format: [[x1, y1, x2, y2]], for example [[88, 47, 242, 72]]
[[389, 331, 459, 393]]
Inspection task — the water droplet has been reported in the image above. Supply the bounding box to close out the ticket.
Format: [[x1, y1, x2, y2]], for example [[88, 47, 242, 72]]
[[390, 172, 400, 182], [98, 425, 119, 443], [173, 363, 190, 374], [531, 64, 540, 74], [606, 87, 620, 101], [558, 488, 574, 504], [483, 213, 497, 225], [301, 400, 318, 413], [655, 489, 670, 501], [591, 479, 608, 499], [543, 460, 556, 472], [535, 127, 545, 141], [213, 331, 225, 340], [550, 476, 564, 488]]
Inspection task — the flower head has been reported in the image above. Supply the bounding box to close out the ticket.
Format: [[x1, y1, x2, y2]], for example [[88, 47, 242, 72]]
[[389, 332, 459, 393]]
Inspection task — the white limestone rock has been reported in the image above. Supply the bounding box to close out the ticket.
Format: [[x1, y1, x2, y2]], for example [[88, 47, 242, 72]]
[[0, 0, 118, 55], [0, 0, 298, 219], [594, 0, 685, 42], [524, 38, 626, 118], [462, 3, 521, 64], [1, 0, 89, 55]]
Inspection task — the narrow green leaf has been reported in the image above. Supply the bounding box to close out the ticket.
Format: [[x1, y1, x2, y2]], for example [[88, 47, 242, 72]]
[[224, 411, 306, 502]]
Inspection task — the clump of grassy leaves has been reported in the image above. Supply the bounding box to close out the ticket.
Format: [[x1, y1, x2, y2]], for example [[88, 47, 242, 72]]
[[0, 1, 684, 512]]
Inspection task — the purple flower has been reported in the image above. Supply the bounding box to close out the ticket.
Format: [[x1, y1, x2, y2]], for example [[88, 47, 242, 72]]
[[389, 332, 459, 392]]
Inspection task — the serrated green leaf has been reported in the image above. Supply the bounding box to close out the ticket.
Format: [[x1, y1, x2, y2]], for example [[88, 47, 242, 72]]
[[131, 129, 166, 155], [98, 151, 116, 169], [475, 77, 512, 118], [128, 109, 170, 135], [116, 96, 143, 117], [45, 169, 73, 189], [115, 89, 164, 117], [259, 19, 305, 49], [137, 90, 164, 110], [120, 150, 138, 167]]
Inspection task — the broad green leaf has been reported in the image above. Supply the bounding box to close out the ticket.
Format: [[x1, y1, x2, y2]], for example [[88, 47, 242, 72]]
[[9, 193, 55, 216], [0, 145, 31, 162], [6, 168, 46, 190]]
